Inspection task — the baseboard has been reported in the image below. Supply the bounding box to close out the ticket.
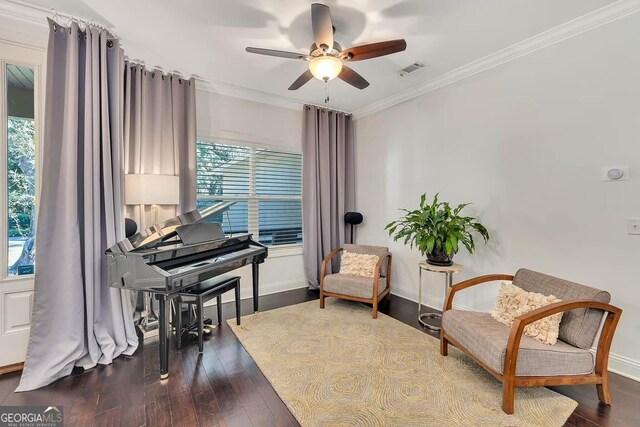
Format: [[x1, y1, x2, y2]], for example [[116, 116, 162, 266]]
[[259, 279, 309, 297], [595, 350, 640, 383], [0, 362, 23, 375], [390, 282, 474, 312], [391, 282, 640, 383], [204, 278, 308, 307]]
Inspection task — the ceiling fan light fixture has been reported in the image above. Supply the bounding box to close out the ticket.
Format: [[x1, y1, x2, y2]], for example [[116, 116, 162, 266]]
[[309, 56, 342, 81], [246, 4, 406, 90]]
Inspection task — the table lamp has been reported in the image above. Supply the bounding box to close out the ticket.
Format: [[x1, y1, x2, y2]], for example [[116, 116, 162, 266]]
[[125, 174, 180, 225], [124, 173, 180, 338]]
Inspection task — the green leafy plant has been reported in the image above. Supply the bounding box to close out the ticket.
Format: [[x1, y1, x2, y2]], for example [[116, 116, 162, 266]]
[[8, 117, 35, 239], [385, 193, 489, 264]]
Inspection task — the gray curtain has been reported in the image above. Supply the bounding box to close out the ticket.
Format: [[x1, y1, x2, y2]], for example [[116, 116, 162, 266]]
[[123, 64, 197, 228], [16, 20, 138, 392], [122, 64, 197, 318], [302, 105, 355, 287]]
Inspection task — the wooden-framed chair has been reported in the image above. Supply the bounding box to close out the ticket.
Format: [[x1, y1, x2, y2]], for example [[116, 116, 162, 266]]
[[319, 244, 392, 319], [440, 268, 622, 414]]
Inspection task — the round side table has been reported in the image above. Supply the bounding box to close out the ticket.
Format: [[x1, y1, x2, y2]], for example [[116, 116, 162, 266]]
[[418, 262, 463, 331]]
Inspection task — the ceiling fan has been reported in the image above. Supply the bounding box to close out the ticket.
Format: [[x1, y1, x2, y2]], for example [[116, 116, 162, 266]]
[[245, 3, 407, 90]]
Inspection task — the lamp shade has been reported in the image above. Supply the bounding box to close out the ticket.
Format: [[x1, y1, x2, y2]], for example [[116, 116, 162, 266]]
[[125, 174, 180, 205], [309, 56, 343, 81]]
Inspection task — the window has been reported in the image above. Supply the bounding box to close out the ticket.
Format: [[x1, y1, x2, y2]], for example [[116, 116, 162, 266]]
[[6, 64, 36, 276], [196, 141, 302, 246]]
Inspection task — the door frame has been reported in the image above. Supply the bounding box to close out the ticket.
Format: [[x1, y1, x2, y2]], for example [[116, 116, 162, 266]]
[[0, 38, 44, 369]]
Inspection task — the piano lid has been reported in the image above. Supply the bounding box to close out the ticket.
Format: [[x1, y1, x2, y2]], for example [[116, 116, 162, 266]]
[[107, 201, 236, 254]]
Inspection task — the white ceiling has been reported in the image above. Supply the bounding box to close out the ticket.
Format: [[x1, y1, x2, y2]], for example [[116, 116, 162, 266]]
[[18, 0, 616, 112]]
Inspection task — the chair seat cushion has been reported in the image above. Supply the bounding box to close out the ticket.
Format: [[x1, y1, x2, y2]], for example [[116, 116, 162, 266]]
[[443, 310, 594, 377], [323, 274, 386, 299]]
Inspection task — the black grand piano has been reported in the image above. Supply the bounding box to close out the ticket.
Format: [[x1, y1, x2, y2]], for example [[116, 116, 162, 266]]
[[106, 202, 267, 378]]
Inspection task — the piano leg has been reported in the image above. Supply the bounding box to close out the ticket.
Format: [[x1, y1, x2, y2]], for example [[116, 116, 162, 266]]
[[157, 295, 170, 379], [252, 262, 259, 312]]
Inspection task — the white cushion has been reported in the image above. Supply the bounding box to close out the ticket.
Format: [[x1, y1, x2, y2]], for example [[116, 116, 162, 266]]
[[490, 282, 563, 345], [339, 251, 379, 278]]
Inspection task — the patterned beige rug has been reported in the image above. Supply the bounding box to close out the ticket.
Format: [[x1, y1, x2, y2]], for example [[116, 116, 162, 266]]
[[228, 299, 577, 426]]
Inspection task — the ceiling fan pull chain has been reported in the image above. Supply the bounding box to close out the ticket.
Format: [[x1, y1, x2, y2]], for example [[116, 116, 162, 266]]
[[324, 81, 329, 104]]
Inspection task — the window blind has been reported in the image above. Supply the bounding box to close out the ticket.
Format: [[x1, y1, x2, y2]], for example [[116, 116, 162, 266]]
[[196, 141, 302, 246]]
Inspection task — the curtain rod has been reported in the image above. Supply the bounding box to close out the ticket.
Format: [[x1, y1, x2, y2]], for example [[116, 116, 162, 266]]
[[124, 58, 193, 83], [304, 103, 352, 116], [49, 18, 118, 45], [49, 15, 113, 34]]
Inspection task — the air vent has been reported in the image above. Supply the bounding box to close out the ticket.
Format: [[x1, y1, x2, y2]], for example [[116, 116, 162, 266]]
[[399, 62, 425, 77]]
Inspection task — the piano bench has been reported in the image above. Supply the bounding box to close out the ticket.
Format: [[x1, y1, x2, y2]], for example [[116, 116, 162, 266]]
[[177, 276, 241, 353]]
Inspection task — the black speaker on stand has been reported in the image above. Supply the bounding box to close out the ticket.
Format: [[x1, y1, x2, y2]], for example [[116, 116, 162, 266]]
[[344, 212, 363, 244], [125, 218, 138, 238]]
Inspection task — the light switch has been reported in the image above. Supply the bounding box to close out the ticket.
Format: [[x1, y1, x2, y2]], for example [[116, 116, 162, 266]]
[[628, 218, 640, 235]]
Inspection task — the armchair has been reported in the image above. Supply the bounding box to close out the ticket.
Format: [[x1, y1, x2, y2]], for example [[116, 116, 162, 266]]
[[320, 244, 392, 319], [440, 268, 622, 414]]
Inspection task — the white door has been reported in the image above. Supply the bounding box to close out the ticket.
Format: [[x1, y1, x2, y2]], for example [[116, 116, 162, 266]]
[[0, 41, 44, 369]]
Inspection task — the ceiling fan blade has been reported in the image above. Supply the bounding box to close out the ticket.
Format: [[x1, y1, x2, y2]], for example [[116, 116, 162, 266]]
[[246, 47, 309, 60], [288, 70, 314, 90], [341, 39, 407, 61], [338, 66, 369, 90], [311, 3, 333, 52]]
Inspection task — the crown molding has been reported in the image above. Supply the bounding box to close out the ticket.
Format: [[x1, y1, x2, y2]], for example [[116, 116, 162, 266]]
[[0, 0, 48, 49], [0, 0, 116, 30], [2, 0, 639, 117], [352, 0, 640, 119], [0, 0, 49, 27], [195, 78, 304, 112]]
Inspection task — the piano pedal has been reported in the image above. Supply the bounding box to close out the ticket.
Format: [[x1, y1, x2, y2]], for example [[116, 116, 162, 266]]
[[202, 325, 216, 334]]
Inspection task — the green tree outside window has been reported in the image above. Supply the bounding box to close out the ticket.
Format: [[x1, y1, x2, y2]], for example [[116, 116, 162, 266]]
[[8, 116, 36, 275]]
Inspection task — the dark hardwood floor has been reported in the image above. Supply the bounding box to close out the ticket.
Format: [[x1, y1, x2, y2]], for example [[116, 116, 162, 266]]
[[0, 289, 637, 426]]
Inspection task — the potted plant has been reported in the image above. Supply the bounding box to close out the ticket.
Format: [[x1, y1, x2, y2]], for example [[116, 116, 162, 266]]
[[385, 193, 490, 266]]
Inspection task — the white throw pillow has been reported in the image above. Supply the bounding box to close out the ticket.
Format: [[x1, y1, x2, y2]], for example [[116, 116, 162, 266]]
[[339, 251, 380, 278], [490, 282, 564, 345]]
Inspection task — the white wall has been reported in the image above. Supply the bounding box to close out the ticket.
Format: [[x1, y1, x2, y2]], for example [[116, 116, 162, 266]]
[[196, 90, 306, 304], [354, 13, 640, 380]]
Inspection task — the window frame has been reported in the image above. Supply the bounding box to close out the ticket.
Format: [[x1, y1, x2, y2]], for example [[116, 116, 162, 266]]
[[196, 136, 303, 250], [0, 52, 43, 282]]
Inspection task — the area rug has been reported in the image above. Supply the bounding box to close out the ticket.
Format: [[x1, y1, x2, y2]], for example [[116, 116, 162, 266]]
[[228, 299, 578, 426]]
